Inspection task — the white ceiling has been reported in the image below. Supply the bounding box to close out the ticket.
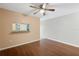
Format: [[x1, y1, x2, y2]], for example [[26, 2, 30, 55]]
[[0, 3, 79, 21]]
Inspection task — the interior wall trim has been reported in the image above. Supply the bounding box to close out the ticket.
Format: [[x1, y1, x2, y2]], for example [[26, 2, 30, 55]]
[[46, 38, 79, 48], [0, 39, 39, 51]]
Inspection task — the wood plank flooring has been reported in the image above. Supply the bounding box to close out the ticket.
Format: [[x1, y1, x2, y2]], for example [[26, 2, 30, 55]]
[[0, 39, 79, 56]]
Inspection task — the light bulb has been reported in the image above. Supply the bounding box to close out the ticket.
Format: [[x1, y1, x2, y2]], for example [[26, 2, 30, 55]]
[[40, 9, 45, 14]]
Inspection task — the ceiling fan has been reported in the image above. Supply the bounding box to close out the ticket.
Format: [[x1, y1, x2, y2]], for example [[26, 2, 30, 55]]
[[30, 3, 55, 16]]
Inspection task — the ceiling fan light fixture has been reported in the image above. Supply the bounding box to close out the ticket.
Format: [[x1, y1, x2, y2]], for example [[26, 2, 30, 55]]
[[40, 9, 45, 14], [30, 3, 55, 16]]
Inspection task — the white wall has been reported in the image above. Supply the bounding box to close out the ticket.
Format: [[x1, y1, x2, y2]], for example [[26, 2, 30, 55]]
[[41, 11, 79, 45]]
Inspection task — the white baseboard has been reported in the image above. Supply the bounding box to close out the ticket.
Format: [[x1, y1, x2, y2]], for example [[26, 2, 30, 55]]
[[0, 38, 79, 51], [46, 38, 79, 48], [0, 39, 39, 51]]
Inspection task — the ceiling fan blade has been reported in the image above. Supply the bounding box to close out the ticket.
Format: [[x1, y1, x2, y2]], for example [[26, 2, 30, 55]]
[[45, 9, 55, 11], [30, 6, 40, 9], [33, 9, 40, 14]]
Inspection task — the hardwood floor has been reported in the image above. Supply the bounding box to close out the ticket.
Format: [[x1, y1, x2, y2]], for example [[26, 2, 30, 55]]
[[0, 39, 79, 56]]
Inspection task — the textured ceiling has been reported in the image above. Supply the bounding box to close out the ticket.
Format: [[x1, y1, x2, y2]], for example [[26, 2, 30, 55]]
[[0, 3, 79, 21]]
